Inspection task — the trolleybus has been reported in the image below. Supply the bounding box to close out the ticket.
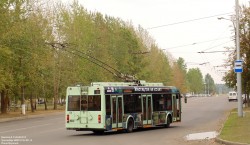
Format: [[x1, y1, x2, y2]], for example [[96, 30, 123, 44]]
[[65, 80, 182, 134]]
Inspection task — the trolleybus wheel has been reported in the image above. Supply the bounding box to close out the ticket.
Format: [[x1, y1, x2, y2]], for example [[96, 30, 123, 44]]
[[126, 118, 134, 133], [164, 116, 171, 128], [93, 130, 104, 135]]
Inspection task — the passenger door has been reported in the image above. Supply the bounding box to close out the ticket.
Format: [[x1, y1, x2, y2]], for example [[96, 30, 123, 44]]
[[172, 94, 181, 122], [111, 95, 123, 128], [142, 95, 152, 125]]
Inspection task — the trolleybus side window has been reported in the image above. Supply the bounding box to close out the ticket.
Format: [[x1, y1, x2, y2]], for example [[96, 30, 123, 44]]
[[152, 94, 172, 111], [153, 94, 165, 111], [68, 95, 80, 111], [124, 94, 142, 113], [165, 94, 172, 110], [135, 95, 142, 112]]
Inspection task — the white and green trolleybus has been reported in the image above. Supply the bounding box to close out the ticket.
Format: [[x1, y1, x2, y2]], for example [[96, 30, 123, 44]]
[[65, 80, 182, 134]]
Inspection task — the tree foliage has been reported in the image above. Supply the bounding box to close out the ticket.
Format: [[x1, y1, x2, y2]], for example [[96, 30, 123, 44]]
[[223, 5, 250, 105], [186, 68, 204, 94], [0, 0, 212, 113], [204, 73, 216, 95], [170, 57, 187, 93]]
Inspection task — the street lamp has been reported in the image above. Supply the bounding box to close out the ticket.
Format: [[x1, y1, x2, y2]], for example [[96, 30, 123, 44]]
[[217, 17, 236, 39], [217, 1, 243, 117], [186, 62, 209, 65], [217, 17, 233, 27], [198, 50, 232, 53]]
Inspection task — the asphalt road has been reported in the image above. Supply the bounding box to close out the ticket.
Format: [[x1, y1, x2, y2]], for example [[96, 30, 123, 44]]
[[0, 95, 236, 145]]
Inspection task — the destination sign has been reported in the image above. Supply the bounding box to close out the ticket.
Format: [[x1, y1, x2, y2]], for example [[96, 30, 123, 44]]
[[134, 87, 162, 92], [104, 86, 170, 94]]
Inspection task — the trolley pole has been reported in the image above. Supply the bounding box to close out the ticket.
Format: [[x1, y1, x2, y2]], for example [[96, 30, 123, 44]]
[[235, 0, 243, 117]]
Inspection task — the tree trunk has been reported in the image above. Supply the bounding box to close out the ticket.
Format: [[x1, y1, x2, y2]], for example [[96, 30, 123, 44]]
[[53, 84, 58, 110], [247, 94, 250, 107], [44, 98, 48, 110], [1, 90, 6, 114], [20, 86, 26, 115], [1, 89, 8, 114], [30, 92, 34, 113], [53, 69, 60, 110], [42, 85, 47, 110], [53, 55, 58, 110], [34, 94, 37, 110]]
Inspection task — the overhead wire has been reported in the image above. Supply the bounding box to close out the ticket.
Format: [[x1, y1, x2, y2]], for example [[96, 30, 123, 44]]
[[166, 37, 231, 50], [146, 12, 233, 30], [69, 46, 123, 76], [145, 12, 234, 83], [46, 42, 136, 81], [63, 48, 121, 78], [201, 41, 233, 52], [196, 22, 233, 83]]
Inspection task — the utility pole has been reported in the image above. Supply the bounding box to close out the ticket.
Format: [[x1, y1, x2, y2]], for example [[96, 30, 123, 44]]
[[235, 0, 243, 117], [204, 83, 206, 96], [208, 79, 210, 96]]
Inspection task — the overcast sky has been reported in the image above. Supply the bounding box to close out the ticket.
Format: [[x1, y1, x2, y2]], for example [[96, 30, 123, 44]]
[[62, 0, 249, 84]]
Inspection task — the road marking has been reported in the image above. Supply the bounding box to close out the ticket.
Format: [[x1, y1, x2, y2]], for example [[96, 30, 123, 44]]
[[0, 116, 63, 128], [0, 124, 17, 129], [34, 127, 65, 134], [0, 123, 51, 134], [185, 131, 218, 140]]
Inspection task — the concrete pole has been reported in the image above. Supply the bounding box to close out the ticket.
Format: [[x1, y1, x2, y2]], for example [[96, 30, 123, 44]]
[[208, 79, 210, 96], [204, 83, 206, 96], [235, 0, 243, 117]]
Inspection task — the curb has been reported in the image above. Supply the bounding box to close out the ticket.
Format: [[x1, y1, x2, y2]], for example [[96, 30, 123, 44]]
[[215, 137, 250, 145]]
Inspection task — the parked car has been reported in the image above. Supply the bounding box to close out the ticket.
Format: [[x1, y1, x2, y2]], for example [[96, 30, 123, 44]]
[[228, 91, 237, 102], [228, 91, 244, 102], [185, 93, 192, 97]]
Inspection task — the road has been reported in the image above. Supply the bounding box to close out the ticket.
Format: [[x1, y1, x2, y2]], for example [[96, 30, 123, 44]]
[[0, 95, 236, 145]]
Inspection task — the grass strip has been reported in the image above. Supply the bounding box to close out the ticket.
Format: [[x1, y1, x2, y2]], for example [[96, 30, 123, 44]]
[[219, 108, 250, 144]]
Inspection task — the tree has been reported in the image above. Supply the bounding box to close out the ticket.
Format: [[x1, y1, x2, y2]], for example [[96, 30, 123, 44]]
[[223, 5, 250, 106], [176, 57, 187, 93], [204, 73, 216, 95], [186, 68, 204, 94], [0, 0, 27, 114]]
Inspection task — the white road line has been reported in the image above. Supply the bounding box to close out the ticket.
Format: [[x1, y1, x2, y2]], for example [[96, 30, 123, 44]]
[[34, 127, 65, 134], [0, 116, 63, 129], [0, 123, 51, 134], [0, 124, 17, 129]]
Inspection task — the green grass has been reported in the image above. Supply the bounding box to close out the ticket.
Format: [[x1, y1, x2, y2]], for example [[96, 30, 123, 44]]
[[219, 107, 250, 144]]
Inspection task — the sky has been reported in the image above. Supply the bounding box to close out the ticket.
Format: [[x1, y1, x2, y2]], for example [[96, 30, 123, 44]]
[[62, 0, 250, 84]]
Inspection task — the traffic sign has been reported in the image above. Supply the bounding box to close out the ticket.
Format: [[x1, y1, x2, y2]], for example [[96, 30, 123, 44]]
[[234, 60, 243, 73]]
